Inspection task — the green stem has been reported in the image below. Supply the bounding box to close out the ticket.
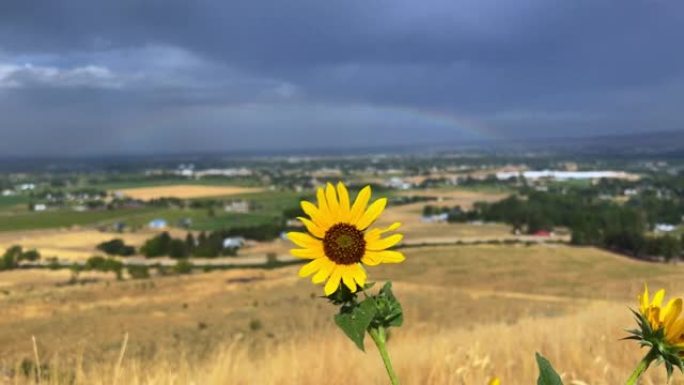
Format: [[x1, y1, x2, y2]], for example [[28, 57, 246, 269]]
[[369, 326, 401, 385], [626, 348, 658, 385]]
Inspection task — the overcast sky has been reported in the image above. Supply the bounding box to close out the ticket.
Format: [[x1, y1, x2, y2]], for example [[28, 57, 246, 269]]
[[0, 0, 682, 156]]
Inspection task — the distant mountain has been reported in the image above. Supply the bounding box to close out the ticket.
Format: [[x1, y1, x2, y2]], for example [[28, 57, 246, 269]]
[[482, 130, 684, 157]]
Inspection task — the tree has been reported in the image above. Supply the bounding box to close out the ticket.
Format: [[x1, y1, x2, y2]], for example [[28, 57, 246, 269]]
[[185, 233, 196, 251], [97, 238, 135, 256], [168, 239, 189, 259], [140, 232, 172, 257], [20, 249, 41, 262], [1, 245, 22, 270]]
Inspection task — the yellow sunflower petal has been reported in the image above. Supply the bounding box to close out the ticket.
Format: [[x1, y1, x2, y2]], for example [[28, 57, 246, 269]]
[[325, 183, 340, 215], [367, 233, 403, 251], [324, 266, 343, 296], [336, 182, 351, 219], [287, 232, 321, 248], [666, 318, 684, 342], [341, 266, 357, 292], [364, 250, 406, 264], [652, 289, 666, 307], [355, 198, 387, 230], [365, 222, 402, 244], [489, 378, 501, 385], [361, 252, 382, 266], [298, 258, 326, 277], [640, 284, 650, 314], [290, 248, 322, 259], [349, 185, 371, 224], [297, 217, 326, 238], [663, 298, 682, 326], [350, 263, 367, 287], [301, 201, 332, 229], [312, 259, 334, 284], [316, 187, 329, 215]]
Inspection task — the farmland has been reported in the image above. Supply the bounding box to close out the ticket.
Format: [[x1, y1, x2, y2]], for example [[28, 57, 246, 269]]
[[114, 185, 263, 200]]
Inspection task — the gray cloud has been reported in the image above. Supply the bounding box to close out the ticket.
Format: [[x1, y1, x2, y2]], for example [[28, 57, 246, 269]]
[[0, 0, 682, 155]]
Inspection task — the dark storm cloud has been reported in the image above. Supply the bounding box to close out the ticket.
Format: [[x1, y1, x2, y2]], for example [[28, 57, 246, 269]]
[[0, 0, 683, 155]]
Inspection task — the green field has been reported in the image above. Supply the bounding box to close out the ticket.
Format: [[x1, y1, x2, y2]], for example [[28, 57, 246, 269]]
[[0, 195, 30, 209], [0, 190, 306, 232]]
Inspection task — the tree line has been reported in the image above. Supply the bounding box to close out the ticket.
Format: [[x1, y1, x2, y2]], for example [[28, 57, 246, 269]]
[[425, 189, 683, 261]]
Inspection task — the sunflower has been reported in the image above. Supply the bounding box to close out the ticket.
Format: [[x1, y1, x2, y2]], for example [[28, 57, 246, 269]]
[[638, 285, 684, 350], [287, 182, 405, 295]]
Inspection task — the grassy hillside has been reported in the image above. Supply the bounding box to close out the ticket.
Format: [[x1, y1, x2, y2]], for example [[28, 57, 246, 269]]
[[0, 244, 682, 384]]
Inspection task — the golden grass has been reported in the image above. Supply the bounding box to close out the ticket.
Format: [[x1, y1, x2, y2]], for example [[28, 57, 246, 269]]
[[6, 304, 681, 385], [0, 228, 190, 261], [114, 185, 262, 200], [0, 229, 148, 260], [2, 244, 684, 384]]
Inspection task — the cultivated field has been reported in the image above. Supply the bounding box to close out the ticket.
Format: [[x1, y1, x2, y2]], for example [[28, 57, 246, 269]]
[[1, 244, 682, 384], [0, 229, 184, 261], [114, 185, 263, 200]]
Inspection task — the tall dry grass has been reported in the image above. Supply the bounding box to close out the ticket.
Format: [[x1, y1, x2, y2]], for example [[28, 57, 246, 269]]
[[5, 303, 682, 385]]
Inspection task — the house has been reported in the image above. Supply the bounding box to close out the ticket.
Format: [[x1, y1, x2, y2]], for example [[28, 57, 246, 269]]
[[32, 203, 47, 212], [223, 237, 245, 249], [19, 183, 36, 191], [148, 219, 168, 229], [533, 230, 553, 237], [421, 213, 449, 223], [386, 177, 412, 190], [224, 200, 250, 213], [654, 224, 676, 233]]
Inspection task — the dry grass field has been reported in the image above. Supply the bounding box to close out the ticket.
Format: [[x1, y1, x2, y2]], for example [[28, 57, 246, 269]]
[[0, 229, 187, 261], [1, 244, 683, 384], [114, 185, 263, 200]]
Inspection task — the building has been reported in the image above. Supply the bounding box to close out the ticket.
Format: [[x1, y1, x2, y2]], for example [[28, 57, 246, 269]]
[[32, 203, 47, 212], [654, 224, 676, 233], [224, 200, 250, 213], [223, 237, 245, 249], [386, 177, 412, 190], [495, 170, 637, 181], [148, 219, 168, 229], [421, 213, 449, 223]]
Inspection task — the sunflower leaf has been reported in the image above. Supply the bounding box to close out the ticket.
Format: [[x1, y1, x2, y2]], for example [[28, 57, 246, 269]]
[[536, 353, 564, 385], [334, 299, 377, 351], [376, 281, 404, 328]]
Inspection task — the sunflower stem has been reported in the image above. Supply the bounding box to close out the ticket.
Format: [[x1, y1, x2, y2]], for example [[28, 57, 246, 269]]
[[626, 347, 658, 385], [369, 326, 401, 385]]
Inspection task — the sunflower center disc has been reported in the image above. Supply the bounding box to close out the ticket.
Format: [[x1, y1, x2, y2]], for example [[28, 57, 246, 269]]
[[323, 223, 365, 265]]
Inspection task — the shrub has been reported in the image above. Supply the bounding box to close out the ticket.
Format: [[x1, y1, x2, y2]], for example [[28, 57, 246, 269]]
[[174, 260, 193, 275], [128, 265, 150, 279], [97, 238, 135, 256]]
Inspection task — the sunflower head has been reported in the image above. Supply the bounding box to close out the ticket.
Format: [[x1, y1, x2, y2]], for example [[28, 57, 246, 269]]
[[488, 377, 501, 385], [626, 284, 684, 376], [287, 182, 405, 295]]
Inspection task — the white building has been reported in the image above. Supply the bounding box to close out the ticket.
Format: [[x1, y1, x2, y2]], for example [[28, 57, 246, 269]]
[[33, 203, 47, 212], [386, 177, 412, 190], [421, 213, 449, 223], [654, 224, 676, 233], [496, 170, 634, 181], [224, 201, 250, 213], [223, 237, 245, 249]]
